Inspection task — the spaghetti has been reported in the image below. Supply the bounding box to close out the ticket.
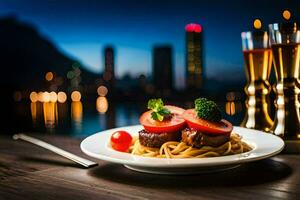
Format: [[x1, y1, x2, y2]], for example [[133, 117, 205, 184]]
[[129, 133, 252, 158]]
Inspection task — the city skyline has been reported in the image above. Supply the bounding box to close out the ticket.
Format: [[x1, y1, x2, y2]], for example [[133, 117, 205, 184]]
[[0, 0, 299, 89]]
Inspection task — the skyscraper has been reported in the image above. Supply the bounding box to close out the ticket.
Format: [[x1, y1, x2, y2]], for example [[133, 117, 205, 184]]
[[185, 23, 204, 90], [103, 46, 115, 89], [153, 45, 173, 95]]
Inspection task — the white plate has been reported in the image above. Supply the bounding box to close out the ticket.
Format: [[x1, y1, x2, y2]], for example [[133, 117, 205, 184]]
[[81, 125, 284, 174]]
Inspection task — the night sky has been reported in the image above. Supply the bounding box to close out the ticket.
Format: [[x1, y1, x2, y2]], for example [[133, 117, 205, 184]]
[[0, 0, 299, 88]]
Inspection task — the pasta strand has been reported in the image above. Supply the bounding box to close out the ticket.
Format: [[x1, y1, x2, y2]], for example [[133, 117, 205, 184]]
[[130, 133, 252, 158]]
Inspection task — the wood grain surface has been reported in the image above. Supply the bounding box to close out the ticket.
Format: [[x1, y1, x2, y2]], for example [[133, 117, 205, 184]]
[[0, 134, 299, 200]]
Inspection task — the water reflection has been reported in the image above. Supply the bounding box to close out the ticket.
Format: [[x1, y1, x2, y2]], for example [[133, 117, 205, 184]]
[[27, 93, 246, 137], [71, 101, 83, 132], [43, 102, 57, 128], [30, 102, 37, 127], [57, 101, 69, 127], [30, 102, 44, 128], [96, 96, 108, 113]]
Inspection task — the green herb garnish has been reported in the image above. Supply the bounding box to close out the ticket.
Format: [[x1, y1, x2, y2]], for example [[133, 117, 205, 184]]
[[195, 98, 222, 122], [147, 98, 171, 121]]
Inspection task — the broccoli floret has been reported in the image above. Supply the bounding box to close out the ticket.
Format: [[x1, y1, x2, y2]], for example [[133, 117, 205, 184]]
[[194, 98, 222, 122]]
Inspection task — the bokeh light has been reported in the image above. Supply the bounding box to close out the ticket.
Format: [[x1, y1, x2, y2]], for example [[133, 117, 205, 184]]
[[97, 85, 108, 96], [13, 91, 22, 102], [42, 92, 50, 102], [73, 67, 81, 76], [57, 91, 67, 103], [37, 92, 44, 102], [45, 72, 54, 81], [49, 91, 58, 102], [30, 91, 38, 103], [67, 71, 75, 79], [253, 19, 261, 29], [71, 91, 81, 102], [96, 96, 109, 113], [283, 10, 291, 20]]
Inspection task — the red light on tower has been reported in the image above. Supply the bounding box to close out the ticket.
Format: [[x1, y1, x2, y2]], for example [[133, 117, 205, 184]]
[[185, 23, 202, 33]]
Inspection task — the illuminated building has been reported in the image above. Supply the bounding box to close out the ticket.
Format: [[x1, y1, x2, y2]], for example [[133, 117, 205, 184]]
[[152, 45, 173, 95], [185, 23, 204, 90], [103, 46, 115, 89]]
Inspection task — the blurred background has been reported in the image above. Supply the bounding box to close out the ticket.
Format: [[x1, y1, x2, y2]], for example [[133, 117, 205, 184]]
[[0, 0, 299, 137]]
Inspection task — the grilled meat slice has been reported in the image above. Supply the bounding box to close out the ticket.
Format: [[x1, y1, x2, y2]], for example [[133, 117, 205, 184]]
[[139, 129, 181, 148], [181, 128, 230, 148]]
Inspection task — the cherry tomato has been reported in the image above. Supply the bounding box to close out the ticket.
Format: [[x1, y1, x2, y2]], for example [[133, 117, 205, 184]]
[[182, 109, 233, 135], [110, 131, 133, 152], [140, 105, 186, 133]]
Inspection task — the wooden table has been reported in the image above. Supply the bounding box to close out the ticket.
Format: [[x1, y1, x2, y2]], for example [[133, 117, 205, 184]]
[[0, 134, 299, 200]]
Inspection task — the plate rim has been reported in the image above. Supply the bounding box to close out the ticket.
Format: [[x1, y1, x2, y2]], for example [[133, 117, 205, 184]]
[[80, 125, 285, 168]]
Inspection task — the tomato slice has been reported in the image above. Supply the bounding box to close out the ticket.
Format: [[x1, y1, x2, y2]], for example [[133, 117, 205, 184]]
[[140, 105, 186, 133], [182, 109, 233, 135], [110, 131, 133, 152]]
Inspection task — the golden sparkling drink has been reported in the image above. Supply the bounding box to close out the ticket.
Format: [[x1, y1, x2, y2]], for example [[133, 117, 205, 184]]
[[243, 49, 272, 83], [270, 43, 300, 139], [241, 48, 273, 132], [272, 43, 300, 80]]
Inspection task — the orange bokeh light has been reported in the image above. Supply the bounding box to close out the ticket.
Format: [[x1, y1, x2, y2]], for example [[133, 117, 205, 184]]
[[96, 96, 108, 113], [45, 72, 54, 81], [49, 91, 58, 102], [30, 91, 38, 103], [37, 92, 44, 102], [283, 10, 291, 20], [71, 91, 81, 102], [42, 92, 50, 102], [57, 91, 67, 103], [253, 19, 262, 29], [97, 85, 108, 96]]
